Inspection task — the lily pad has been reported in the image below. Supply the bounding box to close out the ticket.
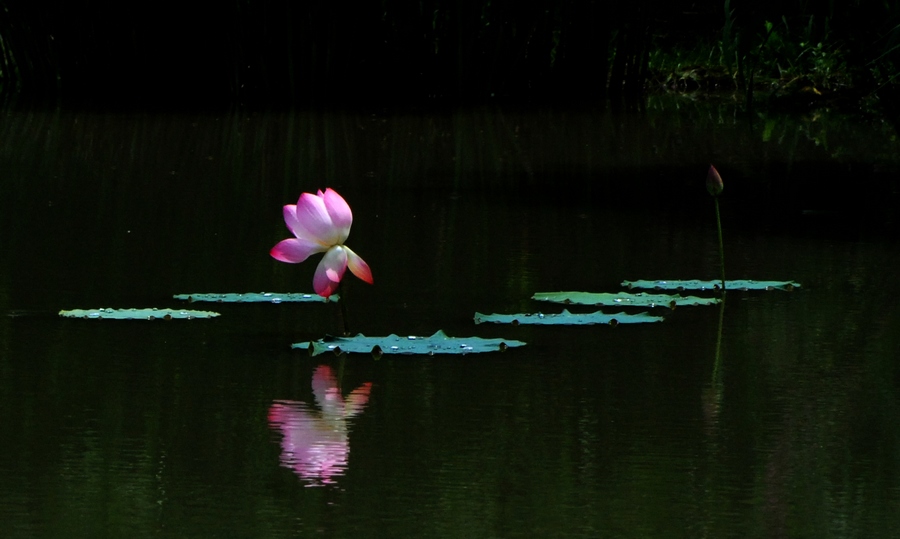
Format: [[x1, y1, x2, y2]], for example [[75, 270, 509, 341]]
[[173, 292, 337, 303], [621, 279, 801, 291], [474, 309, 664, 326], [59, 308, 220, 320], [532, 291, 719, 308], [295, 330, 526, 356]]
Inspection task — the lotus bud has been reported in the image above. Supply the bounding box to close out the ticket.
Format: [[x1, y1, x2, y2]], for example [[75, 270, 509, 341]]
[[707, 165, 724, 197]]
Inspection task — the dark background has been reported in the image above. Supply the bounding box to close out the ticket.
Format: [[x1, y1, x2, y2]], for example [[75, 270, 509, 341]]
[[1, 1, 898, 109]]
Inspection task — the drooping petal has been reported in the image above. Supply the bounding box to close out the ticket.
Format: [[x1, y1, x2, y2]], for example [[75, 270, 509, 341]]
[[313, 246, 349, 297], [321, 188, 353, 243], [294, 192, 342, 246], [270, 237, 328, 263], [343, 246, 374, 284]]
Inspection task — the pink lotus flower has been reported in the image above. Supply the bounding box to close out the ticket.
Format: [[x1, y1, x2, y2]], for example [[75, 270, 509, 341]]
[[268, 365, 372, 486], [270, 188, 373, 297]]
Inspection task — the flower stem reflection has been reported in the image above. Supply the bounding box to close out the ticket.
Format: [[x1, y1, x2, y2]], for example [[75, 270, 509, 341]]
[[268, 365, 372, 486]]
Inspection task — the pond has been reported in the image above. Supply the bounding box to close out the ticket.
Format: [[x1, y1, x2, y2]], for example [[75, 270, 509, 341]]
[[1, 102, 900, 538]]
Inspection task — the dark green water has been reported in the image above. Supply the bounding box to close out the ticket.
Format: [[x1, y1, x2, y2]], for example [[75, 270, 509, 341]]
[[1, 105, 899, 538]]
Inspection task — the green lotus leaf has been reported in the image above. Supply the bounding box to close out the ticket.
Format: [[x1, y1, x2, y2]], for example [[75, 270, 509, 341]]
[[59, 308, 220, 320], [473, 309, 664, 326], [532, 291, 719, 307], [173, 292, 337, 303], [295, 330, 526, 356], [621, 279, 801, 291]]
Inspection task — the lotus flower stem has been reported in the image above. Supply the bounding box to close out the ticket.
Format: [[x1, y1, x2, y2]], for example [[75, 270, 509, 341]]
[[337, 280, 351, 336]]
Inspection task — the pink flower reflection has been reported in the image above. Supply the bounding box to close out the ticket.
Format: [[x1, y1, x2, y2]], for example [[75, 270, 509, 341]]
[[268, 365, 372, 486]]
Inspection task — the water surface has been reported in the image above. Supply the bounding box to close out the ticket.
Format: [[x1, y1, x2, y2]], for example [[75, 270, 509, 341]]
[[1, 105, 899, 538]]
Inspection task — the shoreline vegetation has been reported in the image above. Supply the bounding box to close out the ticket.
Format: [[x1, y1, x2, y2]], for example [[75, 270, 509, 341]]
[[0, 2, 898, 125], [647, 13, 863, 115]]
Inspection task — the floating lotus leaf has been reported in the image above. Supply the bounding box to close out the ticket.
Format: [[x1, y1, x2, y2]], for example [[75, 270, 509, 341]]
[[621, 279, 801, 291], [173, 292, 337, 303], [474, 309, 664, 326], [532, 291, 719, 308], [59, 308, 220, 320], [296, 330, 525, 356]]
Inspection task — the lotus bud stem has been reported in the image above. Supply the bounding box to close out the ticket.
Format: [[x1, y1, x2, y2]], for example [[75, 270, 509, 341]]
[[708, 165, 726, 292]]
